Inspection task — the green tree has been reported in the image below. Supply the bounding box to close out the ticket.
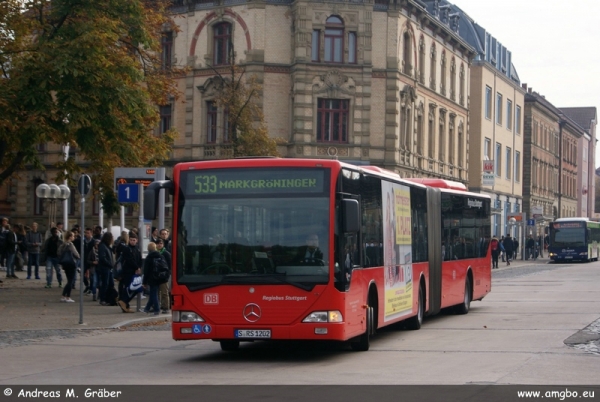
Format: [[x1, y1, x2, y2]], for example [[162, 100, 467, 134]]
[[0, 0, 182, 209], [210, 55, 280, 157]]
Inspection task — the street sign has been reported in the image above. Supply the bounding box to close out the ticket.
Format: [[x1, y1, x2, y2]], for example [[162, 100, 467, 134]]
[[527, 219, 535, 226], [118, 183, 139, 203], [482, 160, 494, 173], [482, 173, 495, 186], [77, 174, 92, 196]]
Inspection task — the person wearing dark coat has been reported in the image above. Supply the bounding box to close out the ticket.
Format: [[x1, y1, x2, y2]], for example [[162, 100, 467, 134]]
[[142, 242, 162, 315], [117, 233, 142, 313], [294, 234, 324, 264], [97, 232, 115, 306], [502, 234, 514, 266]]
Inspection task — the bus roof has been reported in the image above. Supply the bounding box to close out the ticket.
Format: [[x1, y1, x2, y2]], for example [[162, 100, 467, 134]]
[[554, 217, 590, 222], [403, 178, 468, 191]]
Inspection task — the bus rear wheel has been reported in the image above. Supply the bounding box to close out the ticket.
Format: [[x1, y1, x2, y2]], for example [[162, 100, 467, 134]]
[[405, 284, 424, 330], [454, 277, 471, 315], [220, 340, 240, 351], [351, 306, 373, 351]]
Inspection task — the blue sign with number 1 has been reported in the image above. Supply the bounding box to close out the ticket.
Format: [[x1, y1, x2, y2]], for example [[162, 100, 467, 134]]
[[118, 183, 139, 203]]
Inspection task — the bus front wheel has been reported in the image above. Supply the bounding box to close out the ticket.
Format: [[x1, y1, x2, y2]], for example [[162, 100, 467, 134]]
[[351, 306, 373, 351]]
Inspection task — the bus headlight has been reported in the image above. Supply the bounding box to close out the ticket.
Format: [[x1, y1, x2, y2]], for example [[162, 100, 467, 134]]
[[302, 311, 343, 323], [173, 311, 205, 323]]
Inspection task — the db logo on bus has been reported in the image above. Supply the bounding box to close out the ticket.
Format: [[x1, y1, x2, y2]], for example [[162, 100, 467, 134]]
[[204, 293, 219, 305]]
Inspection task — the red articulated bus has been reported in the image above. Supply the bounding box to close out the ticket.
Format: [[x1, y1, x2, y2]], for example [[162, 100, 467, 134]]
[[144, 158, 492, 351]]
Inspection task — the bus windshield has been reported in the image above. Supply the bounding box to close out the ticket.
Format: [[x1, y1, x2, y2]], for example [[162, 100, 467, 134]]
[[176, 168, 331, 289], [551, 227, 586, 247]]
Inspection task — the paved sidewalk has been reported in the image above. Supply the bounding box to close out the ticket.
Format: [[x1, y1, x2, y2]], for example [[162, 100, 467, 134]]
[[0, 269, 169, 332], [0, 255, 551, 332]]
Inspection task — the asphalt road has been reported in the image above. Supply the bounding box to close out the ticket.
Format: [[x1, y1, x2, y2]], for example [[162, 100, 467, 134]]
[[0, 257, 598, 388]]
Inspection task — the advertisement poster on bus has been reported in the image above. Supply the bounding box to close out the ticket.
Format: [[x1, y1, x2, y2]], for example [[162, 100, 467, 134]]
[[382, 181, 413, 322]]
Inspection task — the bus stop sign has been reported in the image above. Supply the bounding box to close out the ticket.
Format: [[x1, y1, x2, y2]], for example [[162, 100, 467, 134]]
[[527, 219, 535, 226]]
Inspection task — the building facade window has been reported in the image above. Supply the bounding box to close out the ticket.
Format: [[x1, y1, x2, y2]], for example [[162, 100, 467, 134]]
[[459, 64, 465, 106], [428, 106, 436, 158], [515, 151, 521, 182], [457, 121, 464, 167], [515, 105, 521, 134], [324, 16, 344, 63], [402, 31, 412, 76], [440, 51, 446, 96], [429, 44, 436, 90], [417, 103, 424, 154], [311, 30, 320, 62], [206, 101, 218, 144], [450, 57, 456, 101], [161, 31, 173, 70], [317, 98, 349, 143], [485, 86, 492, 119], [33, 189, 43, 216], [484, 138, 491, 160], [505, 147, 512, 179], [159, 104, 171, 134], [438, 111, 445, 162], [495, 142, 502, 176], [348, 32, 357, 64], [419, 36, 426, 85], [213, 22, 232, 66], [448, 116, 455, 164], [496, 92, 503, 125], [506, 99, 512, 129]]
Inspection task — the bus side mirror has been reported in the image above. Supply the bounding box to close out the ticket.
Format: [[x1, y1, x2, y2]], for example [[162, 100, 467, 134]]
[[143, 180, 174, 221], [342, 199, 360, 233]]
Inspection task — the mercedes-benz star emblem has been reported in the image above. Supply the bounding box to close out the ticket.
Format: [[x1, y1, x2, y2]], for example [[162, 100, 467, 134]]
[[243, 303, 261, 323]]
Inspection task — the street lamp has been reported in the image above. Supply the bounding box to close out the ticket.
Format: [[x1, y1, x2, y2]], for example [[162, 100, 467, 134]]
[[36, 183, 70, 231]]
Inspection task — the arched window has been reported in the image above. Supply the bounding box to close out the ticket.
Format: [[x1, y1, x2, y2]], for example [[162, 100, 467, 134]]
[[324, 16, 344, 63], [458, 121, 464, 167], [416, 102, 424, 154], [448, 115, 455, 164], [213, 22, 232, 66], [402, 31, 412, 76], [430, 44, 436, 90]]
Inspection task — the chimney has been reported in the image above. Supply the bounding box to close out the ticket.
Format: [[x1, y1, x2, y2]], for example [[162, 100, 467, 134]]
[[522, 83, 528, 91], [528, 87, 532, 94]]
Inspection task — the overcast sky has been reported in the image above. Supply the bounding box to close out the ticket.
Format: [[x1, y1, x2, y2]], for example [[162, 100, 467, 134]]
[[452, 0, 600, 166]]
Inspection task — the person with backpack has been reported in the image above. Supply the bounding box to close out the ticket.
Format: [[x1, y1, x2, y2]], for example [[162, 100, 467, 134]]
[[155, 238, 171, 314], [142, 242, 162, 315], [490, 237, 500, 269]]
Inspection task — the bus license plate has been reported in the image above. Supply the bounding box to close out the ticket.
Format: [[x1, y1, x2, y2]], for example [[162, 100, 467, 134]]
[[235, 329, 271, 338]]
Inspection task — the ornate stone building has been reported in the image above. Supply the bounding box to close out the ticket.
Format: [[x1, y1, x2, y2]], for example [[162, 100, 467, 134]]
[[166, 0, 475, 180]]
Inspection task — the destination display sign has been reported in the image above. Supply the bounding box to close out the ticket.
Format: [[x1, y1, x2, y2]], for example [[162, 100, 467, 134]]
[[182, 168, 328, 196], [552, 222, 584, 229]]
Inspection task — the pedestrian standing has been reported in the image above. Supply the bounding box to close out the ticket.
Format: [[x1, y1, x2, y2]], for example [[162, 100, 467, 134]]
[[42, 227, 64, 288], [142, 242, 161, 315], [4, 224, 18, 279], [117, 233, 141, 313], [97, 232, 115, 306], [26, 222, 43, 279], [490, 237, 500, 269], [503, 234, 514, 266], [155, 238, 171, 313], [58, 231, 80, 303]]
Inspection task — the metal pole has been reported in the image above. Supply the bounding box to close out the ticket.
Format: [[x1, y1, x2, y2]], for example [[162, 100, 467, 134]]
[[137, 183, 144, 312], [63, 144, 69, 230], [79, 195, 85, 325], [157, 168, 166, 232]]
